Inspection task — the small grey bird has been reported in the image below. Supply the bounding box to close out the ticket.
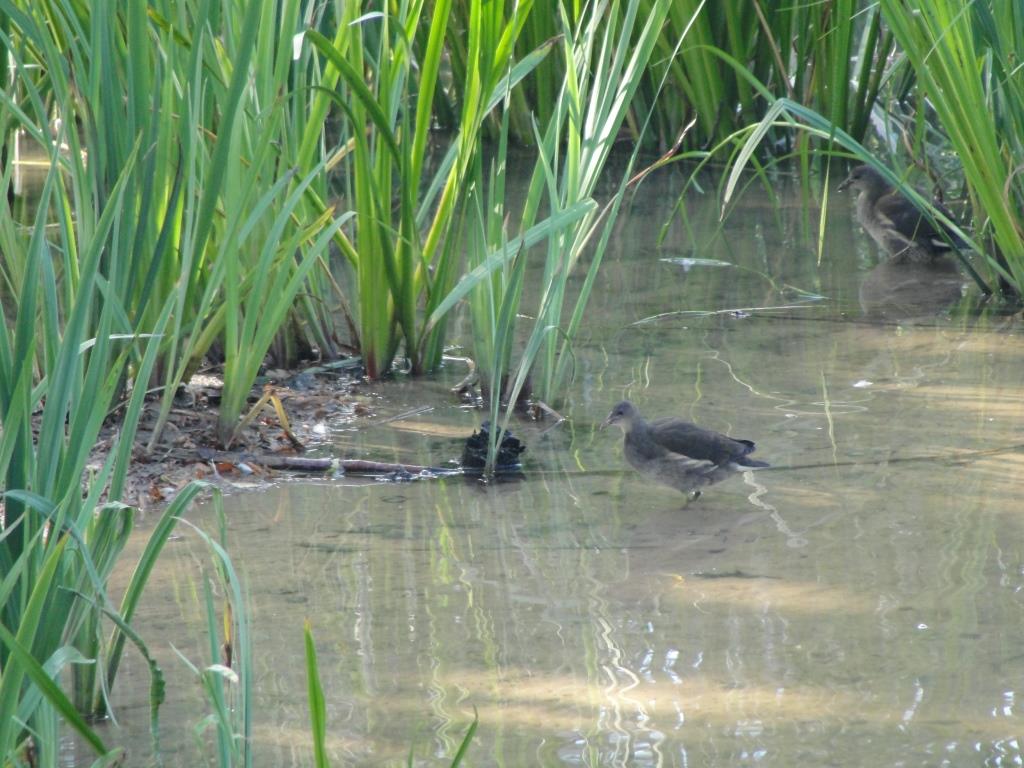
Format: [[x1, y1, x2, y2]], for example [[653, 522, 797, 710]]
[[601, 400, 768, 496], [838, 164, 964, 263]]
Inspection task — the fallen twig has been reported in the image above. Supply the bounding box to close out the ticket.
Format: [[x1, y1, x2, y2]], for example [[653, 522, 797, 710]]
[[194, 448, 458, 476]]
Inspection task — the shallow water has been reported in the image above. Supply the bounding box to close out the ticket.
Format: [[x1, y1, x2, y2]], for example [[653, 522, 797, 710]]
[[89, 168, 1024, 766]]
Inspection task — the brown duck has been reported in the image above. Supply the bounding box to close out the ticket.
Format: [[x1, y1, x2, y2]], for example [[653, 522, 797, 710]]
[[838, 164, 964, 263], [602, 400, 768, 496]]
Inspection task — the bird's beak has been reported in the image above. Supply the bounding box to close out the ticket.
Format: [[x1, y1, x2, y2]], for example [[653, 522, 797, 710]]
[[600, 415, 614, 430], [837, 175, 853, 192]]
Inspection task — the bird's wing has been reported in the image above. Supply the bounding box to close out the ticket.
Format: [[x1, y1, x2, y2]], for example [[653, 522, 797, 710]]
[[648, 418, 754, 463], [661, 453, 720, 475], [674, 456, 728, 478], [875, 193, 959, 249]]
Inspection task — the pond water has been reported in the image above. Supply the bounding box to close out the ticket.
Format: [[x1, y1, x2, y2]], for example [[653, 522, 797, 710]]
[[90, 166, 1024, 766]]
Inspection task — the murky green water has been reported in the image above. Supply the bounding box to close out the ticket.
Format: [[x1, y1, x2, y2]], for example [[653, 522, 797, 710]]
[[90, 168, 1024, 766]]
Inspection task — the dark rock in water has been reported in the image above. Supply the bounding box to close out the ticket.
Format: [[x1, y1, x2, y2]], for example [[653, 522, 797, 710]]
[[462, 422, 526, 470]]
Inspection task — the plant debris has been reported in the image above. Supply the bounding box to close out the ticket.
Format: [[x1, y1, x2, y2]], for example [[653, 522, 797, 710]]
[[461, 422, 526, 471], [89, 365, 368, 509]]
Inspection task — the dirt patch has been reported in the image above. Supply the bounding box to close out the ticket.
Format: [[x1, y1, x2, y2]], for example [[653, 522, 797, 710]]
[[92, 365, 368, 509]]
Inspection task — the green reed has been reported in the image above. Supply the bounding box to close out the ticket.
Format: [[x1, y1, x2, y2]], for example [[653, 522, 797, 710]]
[[306, 0, 553, 380], [0, 0, 276, 755], [427, 0, 675, 473], [881, 0, 1024, 292], [709, 0, 1024, 297], [444, 0, 891, 153], [169, 500, 253, 768], [304, 622, 330, 768], [0, 144, 208, 763], [523, 0, 675, 406], [2, 0, 351, 448], [715, 95, 992, 296], [141, 0, 348, 446], [304, 622, 479, 768]]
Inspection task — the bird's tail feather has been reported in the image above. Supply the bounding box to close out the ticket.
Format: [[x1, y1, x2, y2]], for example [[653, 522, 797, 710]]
[[736, 457, 769, 468]]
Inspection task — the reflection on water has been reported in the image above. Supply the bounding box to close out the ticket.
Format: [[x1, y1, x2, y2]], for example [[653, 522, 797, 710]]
[[100, 169, 1024, 766], [859, 257, 965, 321]]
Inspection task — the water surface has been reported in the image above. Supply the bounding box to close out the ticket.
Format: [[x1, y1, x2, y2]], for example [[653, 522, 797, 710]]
[[96, 168, 1024, 767]]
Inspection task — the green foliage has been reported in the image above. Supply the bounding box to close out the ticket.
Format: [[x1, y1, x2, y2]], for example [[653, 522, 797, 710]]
[[446, 713, 479, 767], [171, 500, 253, 768], [6, 0, 1024, 757], [518, 0, 675, 405], [881, 0, 1024, 291], [479, 0, 896, 152], [433, 0, 675, 472], [717, 96, 992, 296], [641, 0, 896, 157], [1, 0, 353, 447], [306, 0, 553, 379], [304, 622, 331, 768], [0, 31, 213, 754], [0, 80, 146, 768], [712, 0, 1024, 296], [308, 619, 478, 768]]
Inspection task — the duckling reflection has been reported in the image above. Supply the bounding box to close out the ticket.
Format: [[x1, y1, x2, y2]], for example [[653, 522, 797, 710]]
[[602, 400, 769, 498], [859, 257, 965, 321]]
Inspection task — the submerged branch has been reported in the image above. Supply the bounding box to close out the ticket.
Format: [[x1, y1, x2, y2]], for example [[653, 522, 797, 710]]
[[194, 449, 456, 477]]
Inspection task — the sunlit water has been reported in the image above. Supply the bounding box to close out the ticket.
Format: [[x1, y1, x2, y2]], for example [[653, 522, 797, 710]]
[[84, 166, 1024, 767]]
